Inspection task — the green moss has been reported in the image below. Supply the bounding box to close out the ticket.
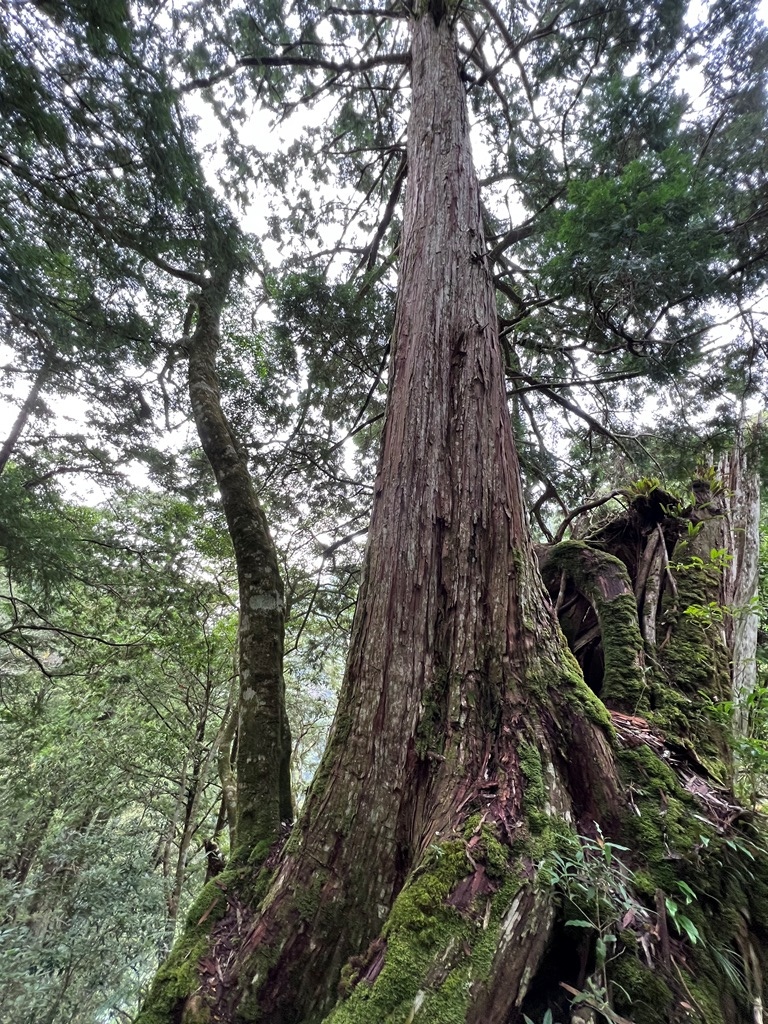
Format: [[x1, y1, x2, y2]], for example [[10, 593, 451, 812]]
[[528, 814, 580, 864], [461, 818, 508, 878], [630, 869, 656, 901], [656, 554, 730, 758], [324, 828, 528, 1024], [685, 974, 727, 1024], [614, 738, 768, 1021], [135, 877, 230, 1024], [136, 857, 279, 1024], [481, 829, 509, 879], [462, 813, 483, 836], [553, 645, 614, 730], [611, 956, 673, 1024], [247, 839, 272, 865], [547, 541, 648, 712], [385, 843, 468, 937], [520, 742, 545, 809], [619, 745, 706, 893], [600, 593, 650, 710], [618, 744, 678, 792], [324, 841, 468, 1023], [518, 741, 549, 834], [338, 961, 360, 998], [295, 872, 325, 921]]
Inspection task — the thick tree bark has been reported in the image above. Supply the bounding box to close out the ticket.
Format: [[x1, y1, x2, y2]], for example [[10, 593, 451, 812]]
[[202, 10, 615, 1023], [187, 277, 293, 853], [137, 13, 768, 1024]]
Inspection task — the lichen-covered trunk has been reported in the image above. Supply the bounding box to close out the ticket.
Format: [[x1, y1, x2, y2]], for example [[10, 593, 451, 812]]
[[720, 420, 763, 737], [187, 278, 293, 854]]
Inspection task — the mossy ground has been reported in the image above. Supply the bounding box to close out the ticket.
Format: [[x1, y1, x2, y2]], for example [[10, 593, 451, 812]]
[[611, 957, 674, 1024]]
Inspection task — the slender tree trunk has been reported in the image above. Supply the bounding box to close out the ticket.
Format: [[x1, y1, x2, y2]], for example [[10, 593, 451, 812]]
[[1, 803, 55, 888], [215, 675, 239, 849], [167, 689, 236, 931], [0, 356, 50, 475], [161, 740, 192, 949], [720, 419, 763, 737], [187, 277, 293, 854]]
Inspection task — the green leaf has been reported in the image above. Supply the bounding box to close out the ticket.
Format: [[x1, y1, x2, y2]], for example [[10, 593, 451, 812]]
[[676, 881, 697, 903], [674, 914, 701, 945]]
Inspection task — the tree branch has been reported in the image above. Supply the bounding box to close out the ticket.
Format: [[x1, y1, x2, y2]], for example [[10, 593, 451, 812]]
[[509, 370, 635, 458], [181, 52, 409, 93], [553, 491, 629, 544]]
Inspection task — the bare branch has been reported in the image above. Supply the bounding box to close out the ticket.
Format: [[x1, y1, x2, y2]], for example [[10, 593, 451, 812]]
[[509, 370, 635, 457], [326, 5, 406, 17], [321, 527, 369, 559], [553, 490, 629, 544], [357, 151, 407, 273], [182, 52, 409, 94]]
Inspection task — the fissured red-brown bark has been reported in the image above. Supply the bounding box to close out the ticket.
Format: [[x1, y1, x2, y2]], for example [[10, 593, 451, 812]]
[[223, 12, 617, 1023]]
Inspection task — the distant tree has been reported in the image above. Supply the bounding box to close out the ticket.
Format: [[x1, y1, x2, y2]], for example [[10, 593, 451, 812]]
[[0, 485, 234, 1021], [0, 0, 297, 861]]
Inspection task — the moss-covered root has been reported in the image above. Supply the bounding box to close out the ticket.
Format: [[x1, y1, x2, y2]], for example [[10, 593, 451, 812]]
[[321, 829, 555, 1024], [137, 858, 271, 1024], [135, 878, 226, 1024], [545, 541, 648, 713], [615, 744, 768, 1024]]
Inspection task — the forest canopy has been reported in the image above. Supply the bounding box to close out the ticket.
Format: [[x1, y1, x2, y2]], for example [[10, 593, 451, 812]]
[[1, 1, 768, 1023]]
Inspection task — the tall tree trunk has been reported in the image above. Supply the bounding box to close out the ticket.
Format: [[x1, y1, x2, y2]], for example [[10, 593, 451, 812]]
[[187, 277, 293, 853], [137, 12, 768, 1024], [206, 10, 614, 1022]]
